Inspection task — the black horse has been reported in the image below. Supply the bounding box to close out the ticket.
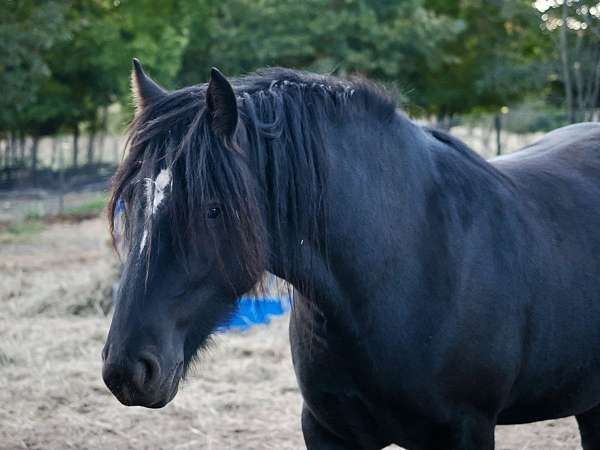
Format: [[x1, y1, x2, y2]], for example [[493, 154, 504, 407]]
[[102, 60, 600, 450]]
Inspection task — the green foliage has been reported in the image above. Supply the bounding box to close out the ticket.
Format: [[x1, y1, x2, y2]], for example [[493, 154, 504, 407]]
[[496, 96, 569, 133], [0, 0, 68, 133], [65, 195, 107, 217], [6, 219, 45, 236], [1, 0, 190, 138], [0, 0, 591, 143], [177, 0, 553, 116], [24, 205, 45, 221], [178, 0, 465, 108], [422, 0, 551, 115]]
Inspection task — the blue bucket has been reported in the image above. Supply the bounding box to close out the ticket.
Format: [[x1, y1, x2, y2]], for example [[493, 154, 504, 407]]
[[219, 296, 291, 332]]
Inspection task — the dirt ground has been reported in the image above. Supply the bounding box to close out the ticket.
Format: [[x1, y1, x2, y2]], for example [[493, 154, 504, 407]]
[[0, 215, 583, 449]]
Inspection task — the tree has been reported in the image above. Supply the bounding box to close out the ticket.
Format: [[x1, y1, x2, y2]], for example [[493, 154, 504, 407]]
[[538, 0, 600, 122], [423, 0, 550, 117], [0, 0, 68, 170], [177, 0, 464, 111], [1, 0, 191, 178], [1, 0, 592, 183], [41, 0, 191, 166]]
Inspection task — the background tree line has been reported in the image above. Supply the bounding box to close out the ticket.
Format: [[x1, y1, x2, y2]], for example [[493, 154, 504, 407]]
[[1, 0, 599, 187]]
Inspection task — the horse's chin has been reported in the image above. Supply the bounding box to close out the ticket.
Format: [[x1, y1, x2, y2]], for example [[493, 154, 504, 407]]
[[146, 378, 181, 408], [182, 335, 215, 378]]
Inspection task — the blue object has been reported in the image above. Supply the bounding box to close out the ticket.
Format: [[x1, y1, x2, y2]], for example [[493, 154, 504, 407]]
[[219, 296, 291, 332]]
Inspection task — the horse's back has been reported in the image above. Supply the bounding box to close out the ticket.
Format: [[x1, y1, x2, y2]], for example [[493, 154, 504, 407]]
[[490, 122, 600, 231], [491, 122, 600, 175], [490, 123, 600, 299]]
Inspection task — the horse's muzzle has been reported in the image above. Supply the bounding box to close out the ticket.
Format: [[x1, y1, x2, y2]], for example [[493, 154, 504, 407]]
[[102, 347, 182, 408]]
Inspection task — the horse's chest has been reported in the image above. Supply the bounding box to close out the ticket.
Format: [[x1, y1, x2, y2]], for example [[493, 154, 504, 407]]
[[289, 315, 444, 448], [289, 311, 380, 440]]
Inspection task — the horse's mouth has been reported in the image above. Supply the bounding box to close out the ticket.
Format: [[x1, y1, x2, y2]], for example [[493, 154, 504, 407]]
[[146, 360, 184, 408], [165, 361, 184, 403]]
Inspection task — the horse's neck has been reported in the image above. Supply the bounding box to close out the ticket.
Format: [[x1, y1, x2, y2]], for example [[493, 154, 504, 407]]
[[268, 113, 508, 309], [266, 113, 428, 300]]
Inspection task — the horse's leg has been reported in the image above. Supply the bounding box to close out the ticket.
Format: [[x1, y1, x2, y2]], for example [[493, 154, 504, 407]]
[[577, 405, 600, 450], [301, 405, 369, 450], [425, 413, 495, 450]]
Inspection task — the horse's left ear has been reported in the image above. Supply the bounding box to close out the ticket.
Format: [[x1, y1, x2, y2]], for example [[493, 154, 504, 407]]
[[131, 58, 167, 113], [206, 67, 238, 140]]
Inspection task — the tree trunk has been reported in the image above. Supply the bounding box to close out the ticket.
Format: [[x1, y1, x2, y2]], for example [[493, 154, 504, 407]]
[[97, 106, 109, 164], [87, 127, 96, 166], [112, 135, 120, 163], [1, 137, 7, 171], [58, 138, 65, 215], [2, 137, 8, 168], [560, 1, 576, 123], [18, 131, 26, 163], [72, 124, 80, 168], [574, 62, 584, 121], [584, 48, 600, 122], [436, 107, 451, 131], [494, 113, 502, 156], [30, 137, 39, 185], [9, 131, 17, 167], [50, 137, 58, 168]]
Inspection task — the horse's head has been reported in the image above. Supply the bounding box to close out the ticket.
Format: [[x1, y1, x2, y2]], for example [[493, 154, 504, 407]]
[[102, 60, 266, 408]]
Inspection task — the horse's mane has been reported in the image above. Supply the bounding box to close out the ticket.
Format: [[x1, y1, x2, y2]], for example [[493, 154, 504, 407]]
[[108, 68, 395, 282]]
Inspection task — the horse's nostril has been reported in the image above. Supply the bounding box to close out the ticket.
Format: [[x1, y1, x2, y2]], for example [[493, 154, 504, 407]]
[[103, 362, 126, 400], [135, 352, 161, 391]]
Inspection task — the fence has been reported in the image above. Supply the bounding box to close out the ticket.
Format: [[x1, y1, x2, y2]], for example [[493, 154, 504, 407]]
[[0, 110, 582, 213], [0, 134, 125, 190]]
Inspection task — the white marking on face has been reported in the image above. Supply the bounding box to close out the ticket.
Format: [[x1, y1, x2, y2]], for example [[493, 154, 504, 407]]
[[139, 229, 148, 255], [146, 168, 172, 217], [140, 168, 172, 255], [152, 169, 171, 214]]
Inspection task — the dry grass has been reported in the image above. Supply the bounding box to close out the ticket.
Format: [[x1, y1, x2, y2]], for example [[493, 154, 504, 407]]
[[0, 217, 304, 450], [0, 216, 582, 449]]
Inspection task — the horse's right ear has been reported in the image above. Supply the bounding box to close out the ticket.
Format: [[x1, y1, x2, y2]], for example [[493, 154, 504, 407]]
[[206, 67, 238, 140], [131, 58, 167, 113]]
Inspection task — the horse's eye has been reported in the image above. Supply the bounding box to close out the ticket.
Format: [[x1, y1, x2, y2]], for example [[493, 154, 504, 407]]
[[207, 206, 221, 219]]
